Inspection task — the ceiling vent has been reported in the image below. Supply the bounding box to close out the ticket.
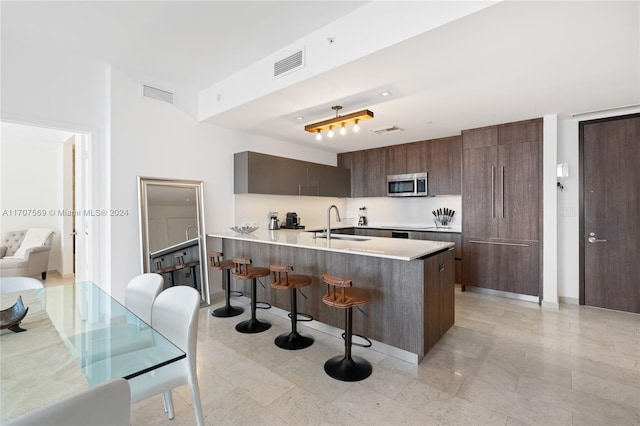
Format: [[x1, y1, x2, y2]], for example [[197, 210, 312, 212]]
[[142, 84, 175, 105], [274, 48, 305, 78], [371, 126, 404, 135]]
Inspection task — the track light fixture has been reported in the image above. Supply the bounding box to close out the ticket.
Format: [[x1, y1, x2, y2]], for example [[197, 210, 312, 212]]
[[305, 105, 374, 140]]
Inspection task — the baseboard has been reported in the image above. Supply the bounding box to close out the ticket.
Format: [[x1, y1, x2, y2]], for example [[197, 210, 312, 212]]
[[559, 296, 579, 305], [463, 285, 539, 304]]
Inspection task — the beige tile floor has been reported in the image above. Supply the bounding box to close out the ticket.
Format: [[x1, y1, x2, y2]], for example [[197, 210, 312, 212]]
[[45, 274, 640, 425]]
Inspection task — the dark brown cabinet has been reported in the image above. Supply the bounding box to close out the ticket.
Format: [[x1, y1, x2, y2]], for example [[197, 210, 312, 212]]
[[424, 248, 455, 352], [338, 147, 386, 198], [234, 151, 350, 197], [420, 232, 462, 284], [425, 136, 462, 196], [338, 135, 461, 197], [461, 119, 542, 297]]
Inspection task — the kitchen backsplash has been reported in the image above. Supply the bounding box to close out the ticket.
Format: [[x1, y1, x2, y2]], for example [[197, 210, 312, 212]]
[[345, 196, 462, 229], [234, 194, 461, 230], [234, 194, 347, 230]]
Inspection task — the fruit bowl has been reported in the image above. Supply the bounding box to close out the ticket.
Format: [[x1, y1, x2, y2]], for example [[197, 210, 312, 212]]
[[230, 225, 259, 234]]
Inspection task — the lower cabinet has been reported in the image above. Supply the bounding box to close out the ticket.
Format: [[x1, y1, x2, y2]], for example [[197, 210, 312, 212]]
[[462, 238, 539, 297], [351, 228, 463, 284], [424, 248, 455, 352], [353, 228, 393, 238], [420, 232, 462, 285]]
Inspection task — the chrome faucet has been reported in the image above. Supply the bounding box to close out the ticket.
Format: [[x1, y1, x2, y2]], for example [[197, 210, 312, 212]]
[[326, 205, 341, 242], [185, 225, 198, 240]]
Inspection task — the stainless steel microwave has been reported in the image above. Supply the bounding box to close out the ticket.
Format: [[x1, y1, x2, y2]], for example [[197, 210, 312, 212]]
[[387, 172, 428, 197]]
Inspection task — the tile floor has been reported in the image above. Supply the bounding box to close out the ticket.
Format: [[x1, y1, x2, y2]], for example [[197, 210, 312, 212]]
[[46, 274, 640, 425]]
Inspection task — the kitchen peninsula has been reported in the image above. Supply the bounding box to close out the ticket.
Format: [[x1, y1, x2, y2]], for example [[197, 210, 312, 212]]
[[207, 229, 455, 363]]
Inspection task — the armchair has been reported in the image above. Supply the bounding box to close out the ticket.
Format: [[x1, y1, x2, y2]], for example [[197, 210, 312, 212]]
[[0, 229, 53, 279]]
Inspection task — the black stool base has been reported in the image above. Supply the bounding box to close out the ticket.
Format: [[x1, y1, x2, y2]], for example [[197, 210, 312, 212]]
[[275, 331, 314, 350], [212, 305, 244, 318], [324, 355, 372, 382], [235, 318, 271, 334]]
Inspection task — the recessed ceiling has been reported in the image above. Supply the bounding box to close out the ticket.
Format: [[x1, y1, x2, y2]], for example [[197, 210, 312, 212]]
[[2, 1, 638, 155], [204, 0, 640, 152], [0, 0, 368, 90]]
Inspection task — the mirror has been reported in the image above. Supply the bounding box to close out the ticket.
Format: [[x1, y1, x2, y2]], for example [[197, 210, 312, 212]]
[[138, 177, 208, 304]]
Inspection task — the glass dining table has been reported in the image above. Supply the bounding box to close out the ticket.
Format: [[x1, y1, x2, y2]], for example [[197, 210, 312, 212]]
[[0, 281, 185, 422]]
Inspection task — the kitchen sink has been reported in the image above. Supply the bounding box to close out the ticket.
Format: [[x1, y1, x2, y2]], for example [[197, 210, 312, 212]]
[[314, 234, 371, 242]]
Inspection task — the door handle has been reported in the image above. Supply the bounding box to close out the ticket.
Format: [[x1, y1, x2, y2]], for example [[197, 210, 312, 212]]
[[587, 236, 608, 243]]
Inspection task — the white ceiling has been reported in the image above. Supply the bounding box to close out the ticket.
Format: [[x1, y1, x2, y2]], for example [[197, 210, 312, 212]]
[[2, 1, 638, 153]]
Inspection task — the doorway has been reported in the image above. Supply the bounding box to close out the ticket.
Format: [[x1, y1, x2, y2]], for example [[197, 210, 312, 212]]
[[0, 121, 92, 281], [580, 113, 640, 313]]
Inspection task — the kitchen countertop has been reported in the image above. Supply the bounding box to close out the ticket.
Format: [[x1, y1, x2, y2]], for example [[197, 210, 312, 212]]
[[149, 237, 199, 257], [207, 229, 454, 261], [304, 224, 462, 233]]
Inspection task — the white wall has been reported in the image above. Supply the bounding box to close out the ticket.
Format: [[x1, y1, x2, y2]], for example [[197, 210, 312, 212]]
[[1, 39, 108, 286], [108, 67, 338, 301], [0, 136, 61, 272]]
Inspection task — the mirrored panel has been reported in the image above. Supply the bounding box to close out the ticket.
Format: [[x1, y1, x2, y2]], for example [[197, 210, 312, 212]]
[[138, 177, 208, 304]]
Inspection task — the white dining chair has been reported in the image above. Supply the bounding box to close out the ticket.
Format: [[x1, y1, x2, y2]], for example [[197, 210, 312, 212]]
[[129, 285, 204, 426], [124, 272, 164, 324], [6, 378, 131, 426]]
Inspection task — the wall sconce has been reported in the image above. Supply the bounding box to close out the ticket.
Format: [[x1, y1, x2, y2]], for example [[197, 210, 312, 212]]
[[557, 162, 569, 190]]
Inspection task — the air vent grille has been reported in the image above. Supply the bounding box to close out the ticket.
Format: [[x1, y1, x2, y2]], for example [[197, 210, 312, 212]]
[[142, 85, 175, 105], [274, 49, 304, 77], [371, 126, 404, 135]]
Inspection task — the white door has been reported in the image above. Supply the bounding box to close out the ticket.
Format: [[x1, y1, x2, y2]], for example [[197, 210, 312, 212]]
[[74, 133, 91, 281]]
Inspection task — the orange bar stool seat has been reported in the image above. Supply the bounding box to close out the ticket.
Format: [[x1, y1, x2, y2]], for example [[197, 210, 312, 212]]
[[269, 264, 314, 350], [232, 257, 271, 334], [321, 273, 372, 382], [208, 251, 244, 318]]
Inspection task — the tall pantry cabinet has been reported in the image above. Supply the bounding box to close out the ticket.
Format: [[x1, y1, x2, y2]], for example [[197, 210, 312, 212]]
[[461, 118, 542, 297]]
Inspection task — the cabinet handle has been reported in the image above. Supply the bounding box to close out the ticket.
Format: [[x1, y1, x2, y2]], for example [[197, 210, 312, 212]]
[[501, 166, 505, 218], [439, 262, 445, 272], [469, 240, 530, 247], [491, 166, 495, 218]]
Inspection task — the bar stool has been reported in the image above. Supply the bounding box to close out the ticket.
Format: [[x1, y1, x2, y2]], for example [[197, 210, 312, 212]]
[[154, 258, 176, 286], [321, 273, 372, 382], [232, 257, 271, 333], [208, 251, 244, 317], [174, 252, 200, 289], [269, 264, 314, 350]]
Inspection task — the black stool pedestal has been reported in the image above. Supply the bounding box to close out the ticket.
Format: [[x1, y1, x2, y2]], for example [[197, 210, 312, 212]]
[[235, 277, 271, 334], [212, 269, 244, 318], [269, 267, 314, 350], [324, 307, 372, 381]]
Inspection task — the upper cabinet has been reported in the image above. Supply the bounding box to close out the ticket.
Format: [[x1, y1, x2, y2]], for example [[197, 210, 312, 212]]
[[234, 151, 350, 197], [338, 147, 387, 198], [338, 135, 462, 197], [461, 119, 541, 241]]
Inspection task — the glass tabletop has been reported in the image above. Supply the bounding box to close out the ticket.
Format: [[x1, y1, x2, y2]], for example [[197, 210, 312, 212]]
[[47, 281, 186, 386], [1, 280, 186, 421]]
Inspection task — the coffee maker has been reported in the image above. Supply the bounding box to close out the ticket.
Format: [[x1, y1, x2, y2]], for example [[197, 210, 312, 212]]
[[268, 212, 279, 230], [281, 212, 304, 229]]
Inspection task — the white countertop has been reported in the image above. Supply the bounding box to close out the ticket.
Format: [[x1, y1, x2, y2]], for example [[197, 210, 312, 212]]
[[207, 229, 454, 261], [303, 224, 462, 233]]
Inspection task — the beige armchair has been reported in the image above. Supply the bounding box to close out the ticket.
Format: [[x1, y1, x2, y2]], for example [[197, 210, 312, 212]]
[[0, 229, 53, 279]]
